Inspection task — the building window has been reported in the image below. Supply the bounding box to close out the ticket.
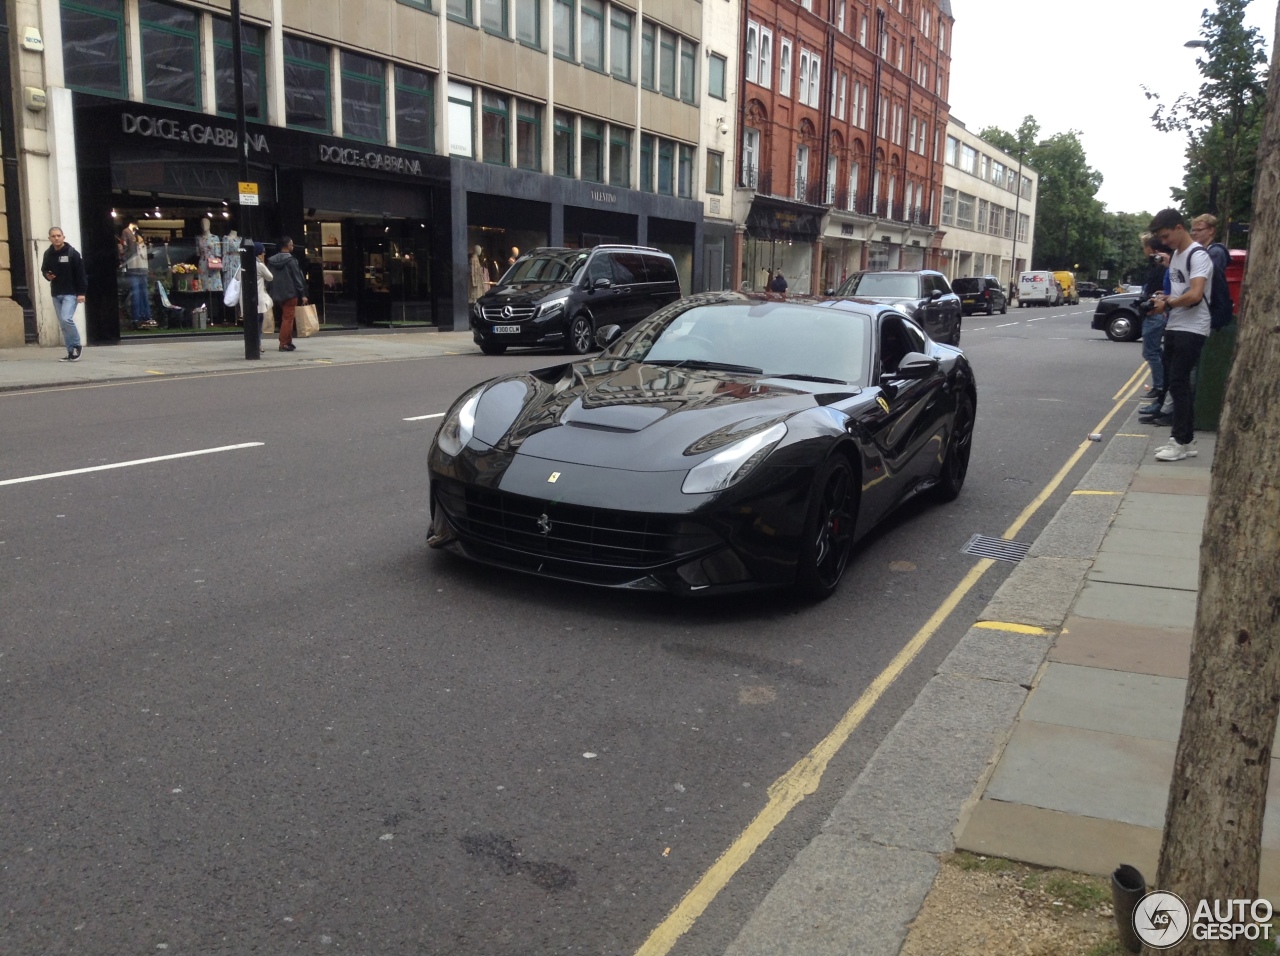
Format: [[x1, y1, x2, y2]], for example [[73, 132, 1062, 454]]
[[778, 39, 792, 97], [706, 150, 723, 194], [447, 0, 472, 23], [908, 116, 917, 152], [680, 38, 697, 103], [213, 17, 266, 120], [1017, 213, 1030, 242], [553, 109, 574, 176], [989, 205, 1004, 236], [60, 0, 127, 98], [892, 105, 903, 145], [797, 50, 819, 107], [342, 52, 386, 143], [657, 139, 674, 195], [481, 92, 510, 165], [978, 199, 989, 232], [825, 153, 837, 204], [837, 73, 847, 119], [756, 28, 772, 90], [395, 66, 435, 153], [481, 0, 507, 36], [794, 145, 809, 202], [580, 118, 604, 182], [708, 53, 727, 100], [515, 0, 539, 46], [641, 21, 656, 89], [581, 0, 605, 71], [448, 81, 474, 156], [677, 143, 693, 198], [659, 29, 677, 96], [979, 154, 990, 180], [859, 14, 868, 46], [608, 126, 631, 187], [139, 0, 200, 109], [639, 134, 654, 192], [553, 0, 574, 59], [744, 21, 758, 85], [848, 161, 859, 211], [610, 8, 632, 80], [941, 186, 954, 226], [742, 127, 759, 188], [837, 2, 846, 31], [515, 100, 541, 170], [956, 192, 975, 230], [945, 135, 958, 166], [284, 35, 330, 131], [959, 143, 977, 174]]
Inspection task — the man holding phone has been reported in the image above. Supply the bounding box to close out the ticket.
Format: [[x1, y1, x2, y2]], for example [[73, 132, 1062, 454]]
[[41, 227, 88, 362]]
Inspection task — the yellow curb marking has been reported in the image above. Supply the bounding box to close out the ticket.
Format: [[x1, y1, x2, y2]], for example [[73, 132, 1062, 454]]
[[145, 370, 165, 375], [1071, 490, 1122, 496], [974, 621, 1055, 635], [633, 362, 1150, 956], [1117, 433, 1149, 438]]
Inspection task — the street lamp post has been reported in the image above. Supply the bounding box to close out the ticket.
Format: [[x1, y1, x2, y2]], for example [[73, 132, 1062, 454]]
[[232, 0, 259, 360], [1009, 146, 1025, 292]]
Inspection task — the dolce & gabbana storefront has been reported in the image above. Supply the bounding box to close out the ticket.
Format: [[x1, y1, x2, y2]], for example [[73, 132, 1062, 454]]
[[72, 95, 454, 343]]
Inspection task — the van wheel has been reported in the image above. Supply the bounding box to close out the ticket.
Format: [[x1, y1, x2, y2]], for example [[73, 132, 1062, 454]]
[[566, 315, 594, 355], [1000, 301, 1008, 314], [480, 342, 506, 355]]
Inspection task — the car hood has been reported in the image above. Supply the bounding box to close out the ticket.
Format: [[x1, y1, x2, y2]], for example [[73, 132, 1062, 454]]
[[469, 360, 857, 471], [477, 282, 574, 306]]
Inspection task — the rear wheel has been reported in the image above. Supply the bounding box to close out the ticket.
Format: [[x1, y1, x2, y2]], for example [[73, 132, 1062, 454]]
[[480, 341, 507, 356], [935, 391, 974, 502], [985, 300, 994, 315], [795, 456, 857, 599], [566, 315, 594, 355], [1000, 299, 1008, 315]]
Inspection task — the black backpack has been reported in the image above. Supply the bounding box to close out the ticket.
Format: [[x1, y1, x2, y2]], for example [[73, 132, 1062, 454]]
[[1192, 244, 1234, 330]]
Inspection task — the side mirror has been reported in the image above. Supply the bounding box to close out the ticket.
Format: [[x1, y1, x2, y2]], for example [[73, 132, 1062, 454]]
[[929, 289, 943, 301], [891, 351, 940, 381], [593, 276, 612, 290], [596, 324, 622, 349]]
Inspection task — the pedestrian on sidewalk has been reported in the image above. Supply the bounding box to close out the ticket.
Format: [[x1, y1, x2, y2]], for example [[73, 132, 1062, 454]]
[[1148, 208, 1211, 461], [267, 237, 307, 352], [770, 270, 788, 294], [237, 242, 273, 336], [1137, 233, 1171, 421], [1191, 214, 1230, 273], [41, 227, 88, 362]]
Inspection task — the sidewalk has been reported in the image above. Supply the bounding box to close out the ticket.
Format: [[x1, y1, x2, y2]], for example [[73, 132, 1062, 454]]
[[0, 328, 481, 391]]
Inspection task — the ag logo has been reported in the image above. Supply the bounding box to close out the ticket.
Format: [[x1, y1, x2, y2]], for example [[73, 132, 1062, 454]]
[[876, 395, 891, 413], [1134, 890, 1190, 949]]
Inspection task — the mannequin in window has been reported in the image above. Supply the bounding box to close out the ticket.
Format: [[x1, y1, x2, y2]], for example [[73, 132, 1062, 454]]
[[508, 246, 520, 268], [224, 229, 242, 280], [121, 223, 155, 329], [469, 245, 487, 303], [196, 217, 224, 293]]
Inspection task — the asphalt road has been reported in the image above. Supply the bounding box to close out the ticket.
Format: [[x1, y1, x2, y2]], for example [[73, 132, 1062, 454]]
[[0, 301, 1142, 955]]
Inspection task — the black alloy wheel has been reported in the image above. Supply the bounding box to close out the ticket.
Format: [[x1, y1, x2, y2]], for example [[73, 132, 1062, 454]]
[[795, 456, 857, 599], [934, 391, 974, 501], [480, 341, 507, 355], [1000, 299, 1008, 315], [1105, 313, 1137, 342], [985, 298, 995, 315], [567, 315, 594, 355]]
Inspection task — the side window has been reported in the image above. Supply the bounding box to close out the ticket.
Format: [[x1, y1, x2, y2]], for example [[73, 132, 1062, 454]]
[[931, 275, 952, 295], [612, 252, 647, 284], [587, 253, 615, 285], [645, 255, 678, 285], [879, 316, 913, 373], [902, 318, 928, 352]]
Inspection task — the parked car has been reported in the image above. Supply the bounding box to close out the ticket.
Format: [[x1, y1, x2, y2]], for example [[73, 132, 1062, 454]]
[[1053, 271, 1080, 305], [1090, 292, 1145, 342], [1017, 270, 1060, 307], [952, 275, 1008, 316], [471, 245, 682, 355], [832, 269, 963, 345], [428, 293, 977, 598], [1077, 281, 1108, 298]]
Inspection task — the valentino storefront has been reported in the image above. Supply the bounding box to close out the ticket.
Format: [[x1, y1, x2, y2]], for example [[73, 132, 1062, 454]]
[[72, 94, 453, 344]]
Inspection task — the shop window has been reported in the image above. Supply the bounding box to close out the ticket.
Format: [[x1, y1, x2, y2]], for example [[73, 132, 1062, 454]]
[[60, 0, 126, 98], [139, 0, 200, 109], [657, 139, 674, 196], [639, 135, 654, 192], [680, 38, 697, 104], [448, 82, 474, 156], [658, 29, 676, 96], [395, 66, 435, 153], [553, 0, 574, 60], [482, 92, 510, 166], [610, 8, 632, 81], [580, 118, 603, 183], [447, 0, 472, 23], [481, 0, 507, 37], [213, 17, 266, 121], [608, 127, 630, 188], [516, 101, 542, 171], [342, 52, 386, 144], [581, 0, 604, 72], [284, 35, 331, 132], [640, 22, 656, 91], [515, 0, 540, 47], [706, 150, 723, 195], [677, 144, 693, 199], [708, 54, 726, 100], [553, 110, 574, 177]]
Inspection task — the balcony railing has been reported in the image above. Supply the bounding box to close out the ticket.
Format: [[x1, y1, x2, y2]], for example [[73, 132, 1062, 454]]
[[742, 163, 758, 190]]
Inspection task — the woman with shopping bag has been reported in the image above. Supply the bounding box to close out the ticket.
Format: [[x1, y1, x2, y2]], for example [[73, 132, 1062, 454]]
[[232, 243, 274, 336], [267, 237, 308, 351]]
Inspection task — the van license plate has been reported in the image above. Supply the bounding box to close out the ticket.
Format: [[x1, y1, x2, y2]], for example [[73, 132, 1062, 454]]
[[962, 298, 975, 305], [492, 325, 520, 334]]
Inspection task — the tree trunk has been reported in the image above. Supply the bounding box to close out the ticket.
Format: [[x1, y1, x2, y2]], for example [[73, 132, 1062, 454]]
[[1149, 5, 1280, 954]]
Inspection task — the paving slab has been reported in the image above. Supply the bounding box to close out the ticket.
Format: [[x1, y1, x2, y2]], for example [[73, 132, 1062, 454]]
[[1099, 526, 1201, 560], [1021, 663, 1187, 743], [1087, 550, 1199, 592], [937, 626, 1056, 685], [1050, 616, 1192, 679], [1130, 475, 1212, 496], [1071, 580, 1199, 630], [1025, 494, 1125, 560], [1135, 459, 1214, 481], [978, 556, 1093, 631]]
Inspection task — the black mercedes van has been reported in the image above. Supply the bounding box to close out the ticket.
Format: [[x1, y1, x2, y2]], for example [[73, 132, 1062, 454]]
[[470, 245, 682, 355]]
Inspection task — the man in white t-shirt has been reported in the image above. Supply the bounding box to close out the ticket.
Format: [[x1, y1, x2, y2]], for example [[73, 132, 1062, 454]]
[[1148, 208, 1212, 461]]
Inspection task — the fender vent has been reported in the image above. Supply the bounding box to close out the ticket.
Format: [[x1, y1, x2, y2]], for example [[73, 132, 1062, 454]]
[[962, 534, 1031, 563]]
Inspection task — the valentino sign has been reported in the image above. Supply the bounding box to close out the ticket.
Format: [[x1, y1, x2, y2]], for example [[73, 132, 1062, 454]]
[[120, 113, 269, 153]]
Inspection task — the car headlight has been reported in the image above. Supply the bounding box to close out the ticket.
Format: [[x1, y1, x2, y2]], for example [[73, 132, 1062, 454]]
[[537, 295, 569, 319], [682, 422, 787, 494], [436, 388, 482, 457], [472, 302, 483, 319]]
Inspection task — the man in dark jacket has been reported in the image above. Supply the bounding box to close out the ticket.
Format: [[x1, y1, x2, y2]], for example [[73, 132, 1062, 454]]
[[267, 237, 308, 351], [41, 226, 88, 361], [769, 270, 788, 293]]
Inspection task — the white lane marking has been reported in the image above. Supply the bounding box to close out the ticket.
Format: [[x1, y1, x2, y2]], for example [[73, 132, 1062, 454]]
[[996, 322, 1018, 328], [404, 413, 446, 421], [1, 443, 265, 487], [1027, 317, 1047, 322]]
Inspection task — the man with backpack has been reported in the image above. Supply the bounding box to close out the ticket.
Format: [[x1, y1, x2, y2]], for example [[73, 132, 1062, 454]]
[[1191, 214, 1233, 330]]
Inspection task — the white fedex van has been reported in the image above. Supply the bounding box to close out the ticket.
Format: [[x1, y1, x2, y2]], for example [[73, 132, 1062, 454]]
[[1017, 271, 1061, 307]]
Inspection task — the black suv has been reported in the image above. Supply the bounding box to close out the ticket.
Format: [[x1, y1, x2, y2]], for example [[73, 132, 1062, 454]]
[[833, 269, 963, 345], [951, 275, 1008, 316], [471, 245, 682, 355]]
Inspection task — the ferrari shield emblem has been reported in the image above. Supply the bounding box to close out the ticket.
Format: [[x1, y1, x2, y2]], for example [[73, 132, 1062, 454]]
[[548, 471, 561, 483], [876, 396, 891, 413]]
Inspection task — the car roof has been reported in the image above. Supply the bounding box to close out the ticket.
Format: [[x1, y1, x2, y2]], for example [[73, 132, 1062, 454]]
[[522, 245, 669, 256]]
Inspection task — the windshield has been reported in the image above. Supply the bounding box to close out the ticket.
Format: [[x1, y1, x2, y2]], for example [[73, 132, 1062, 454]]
[[837, 273, 921, 298], [609, 302, 871, 386], [501, 251, 589, 285]]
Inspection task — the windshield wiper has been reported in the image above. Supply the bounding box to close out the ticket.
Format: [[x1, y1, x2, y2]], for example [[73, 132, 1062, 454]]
[[768, 372, 851, 385], [645, 359, 764, 374]]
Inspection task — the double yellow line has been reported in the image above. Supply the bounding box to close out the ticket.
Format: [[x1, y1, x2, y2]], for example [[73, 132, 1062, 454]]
[[635, 362, 1148, 955]]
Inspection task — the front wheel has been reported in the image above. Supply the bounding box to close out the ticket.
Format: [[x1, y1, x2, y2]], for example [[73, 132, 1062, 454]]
[[1105, 313, 1137, 342], [795, 455, 857, 599], [566, 315, 594, 355], [934, 391, 974, 502]]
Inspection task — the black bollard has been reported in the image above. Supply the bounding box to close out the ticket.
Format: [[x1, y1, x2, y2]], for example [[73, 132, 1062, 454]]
[[1111, 864, 1146, 953]]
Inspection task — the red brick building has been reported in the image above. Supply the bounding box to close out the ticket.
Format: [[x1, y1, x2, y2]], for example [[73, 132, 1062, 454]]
[[731, 0, 953, 294]]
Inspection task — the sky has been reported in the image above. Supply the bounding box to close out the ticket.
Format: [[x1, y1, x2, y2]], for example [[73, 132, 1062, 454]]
[[947, 0, 1276, 215]]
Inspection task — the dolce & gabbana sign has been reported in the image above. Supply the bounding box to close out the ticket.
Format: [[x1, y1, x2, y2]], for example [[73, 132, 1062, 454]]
[[318, 145, 424, 177], [121, 112, 269, 153]]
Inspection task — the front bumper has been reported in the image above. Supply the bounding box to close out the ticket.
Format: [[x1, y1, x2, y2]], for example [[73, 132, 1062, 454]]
[[471, 315, 566, 349]]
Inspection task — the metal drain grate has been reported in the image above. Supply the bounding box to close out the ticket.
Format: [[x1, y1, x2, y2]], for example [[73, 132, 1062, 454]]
[[962, 534, 1031, 563]]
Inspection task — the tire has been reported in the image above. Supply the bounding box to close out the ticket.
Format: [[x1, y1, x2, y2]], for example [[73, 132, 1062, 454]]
[[1000, 300, 1008, 315], [794, 455, 857, 599], [480, 341, 507, 356], [1105, 312, 1137, 342], [934, 391, 974, 502], [566, 314, 594, 355], [985, 300, 994, 316]]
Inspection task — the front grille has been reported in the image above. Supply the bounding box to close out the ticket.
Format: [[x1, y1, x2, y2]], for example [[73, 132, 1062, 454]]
[[436, 480, 720, 572], [482, 305, 537, 322]]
